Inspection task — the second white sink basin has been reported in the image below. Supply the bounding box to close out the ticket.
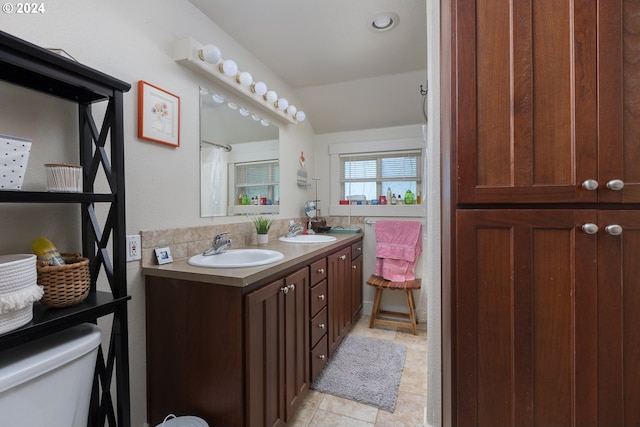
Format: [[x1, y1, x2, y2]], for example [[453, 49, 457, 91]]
[[188, 249, 284, 268], [279, 235, 337, 244]]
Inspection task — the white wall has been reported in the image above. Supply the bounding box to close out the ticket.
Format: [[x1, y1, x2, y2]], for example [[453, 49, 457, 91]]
[[1, 2, 314, 426]]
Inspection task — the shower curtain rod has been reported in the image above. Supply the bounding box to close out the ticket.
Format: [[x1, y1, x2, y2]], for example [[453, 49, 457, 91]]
[[202, 140, 232, 152]]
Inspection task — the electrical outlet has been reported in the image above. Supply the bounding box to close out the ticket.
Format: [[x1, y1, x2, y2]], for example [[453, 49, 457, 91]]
[[126, 234, 141, 262]]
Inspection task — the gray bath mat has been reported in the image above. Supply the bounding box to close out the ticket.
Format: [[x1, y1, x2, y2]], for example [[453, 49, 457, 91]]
[[311, 334, 407, 412]]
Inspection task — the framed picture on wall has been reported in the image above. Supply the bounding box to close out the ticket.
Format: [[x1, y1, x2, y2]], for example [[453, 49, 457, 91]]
[[138, 80, 181, 147]]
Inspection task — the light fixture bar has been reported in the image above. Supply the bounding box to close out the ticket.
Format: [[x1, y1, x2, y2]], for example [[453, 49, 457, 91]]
[[173, 37, 299, 125]]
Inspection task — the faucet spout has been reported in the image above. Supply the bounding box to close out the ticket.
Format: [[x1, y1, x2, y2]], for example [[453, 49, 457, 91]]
[[203, 232, 233, 255], [286, 223, 304, 238]]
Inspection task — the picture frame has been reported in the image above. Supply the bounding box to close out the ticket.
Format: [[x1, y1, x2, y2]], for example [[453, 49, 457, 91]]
[[138, 80, 181, 147], [154, 247, 173, 265]]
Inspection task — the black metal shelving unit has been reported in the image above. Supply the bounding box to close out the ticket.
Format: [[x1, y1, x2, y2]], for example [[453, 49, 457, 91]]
[[0, 30, 131, 427]]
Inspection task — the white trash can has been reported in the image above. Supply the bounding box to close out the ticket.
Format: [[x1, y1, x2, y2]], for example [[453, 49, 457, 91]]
[[156, 414, 209, 427]]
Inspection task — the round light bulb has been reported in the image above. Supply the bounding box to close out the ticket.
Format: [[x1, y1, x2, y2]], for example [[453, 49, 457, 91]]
[[265, 90, 278, 103], [275, 98, 289, 110], [198, 44, 221, 64], [236, 71, 253, 86], [251, 81, 267, 96], [295, 111, 306, 122], [227, 102, 238, 110], [212, 94, 224, 104], [286, 105, 297, 116], [219, 59, 238, 76]]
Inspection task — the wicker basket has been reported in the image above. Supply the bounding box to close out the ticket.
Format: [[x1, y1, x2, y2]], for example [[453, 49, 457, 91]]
[[36, 253, 90, 308]]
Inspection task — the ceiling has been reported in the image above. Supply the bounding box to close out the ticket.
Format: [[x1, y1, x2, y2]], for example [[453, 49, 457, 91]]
[[188, 0, 428, 134]]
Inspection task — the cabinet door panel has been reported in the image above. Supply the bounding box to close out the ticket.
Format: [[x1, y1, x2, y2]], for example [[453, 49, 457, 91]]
[[456, 0, 597, 204], [597, 211, 640, 425], [456, 210, 597, 427]]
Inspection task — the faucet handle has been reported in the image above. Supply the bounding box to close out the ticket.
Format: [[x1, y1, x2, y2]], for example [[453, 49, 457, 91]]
[[214, 232, 230, 243]]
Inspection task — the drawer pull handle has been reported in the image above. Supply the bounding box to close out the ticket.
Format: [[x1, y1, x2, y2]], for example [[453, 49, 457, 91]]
[[606, 179, 625, 191], [318, 323, 325, 329], [319, 354, 326, 360], [317, 268, 325, 274], [581, 179, 599, 191], [318, 294, 325, 300], [605, 224, 623, 236], [581, 223, 599, 235], [339, 255, 347, 261]]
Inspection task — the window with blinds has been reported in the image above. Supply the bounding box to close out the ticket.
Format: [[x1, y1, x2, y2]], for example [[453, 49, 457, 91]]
[[234, 160, 279, 204], [340, 150, 422, 200]]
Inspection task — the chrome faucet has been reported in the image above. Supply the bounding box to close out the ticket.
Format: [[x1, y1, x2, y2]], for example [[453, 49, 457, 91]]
[[203, 232, 232, 255], [286, 222, 304, 238]]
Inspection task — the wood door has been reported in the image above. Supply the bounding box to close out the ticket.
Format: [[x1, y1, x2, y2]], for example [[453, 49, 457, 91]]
[[597, 210, 640, 425], [283, 268, 309, 421], [597, 2, 640, 203], [455, 209, 598, 427], [327, 247, 350, 356], [246, 278, 286, 427], [455, 0, 598, 204], [351, 253, 363, 319]]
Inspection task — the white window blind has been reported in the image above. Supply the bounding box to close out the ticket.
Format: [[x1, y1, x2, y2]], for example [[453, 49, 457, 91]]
[[340, 150, 422, 200], [234, 160, 279, 203]]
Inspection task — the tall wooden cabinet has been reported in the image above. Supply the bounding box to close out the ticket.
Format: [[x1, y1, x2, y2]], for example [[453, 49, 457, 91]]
[[0, 31, 131, 426], [445, 1, 640, 426]]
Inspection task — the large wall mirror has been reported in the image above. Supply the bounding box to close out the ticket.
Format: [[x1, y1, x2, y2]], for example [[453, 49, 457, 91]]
[[200, 86, 280, 217]]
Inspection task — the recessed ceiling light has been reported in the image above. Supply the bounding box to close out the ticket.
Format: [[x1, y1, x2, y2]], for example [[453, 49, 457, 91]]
[[369, 12, 399, 32]]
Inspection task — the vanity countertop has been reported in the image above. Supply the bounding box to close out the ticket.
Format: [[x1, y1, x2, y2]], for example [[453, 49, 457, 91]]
[[142, 232, 363, 287]]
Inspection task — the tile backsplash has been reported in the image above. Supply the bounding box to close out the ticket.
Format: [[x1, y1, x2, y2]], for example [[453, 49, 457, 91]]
[[140, 216, 363, 267]]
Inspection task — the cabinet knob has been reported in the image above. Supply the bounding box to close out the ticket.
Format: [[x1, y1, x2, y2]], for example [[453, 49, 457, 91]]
[[318, 294, 325, 300], [606, 179, 625, 191], [356, 247, 362, 252], [352, 265, 357, 270], [280, 286, 289, 294], [605, 224, 623, 236], [339, 255, 347, 261], [317, 268, 325, 274], [581, 179, 599, 191], [318, 323, 325, 329], [581, 223, 599, 235], [288, 284, 295, 292], [319, 354, 326, 360]]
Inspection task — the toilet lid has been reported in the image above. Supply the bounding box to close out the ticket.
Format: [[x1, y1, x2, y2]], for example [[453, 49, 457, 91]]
[[155, 415, 208, 427]]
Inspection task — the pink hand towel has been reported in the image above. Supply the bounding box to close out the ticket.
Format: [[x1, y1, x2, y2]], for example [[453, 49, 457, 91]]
[[374, 221, 422, 281]]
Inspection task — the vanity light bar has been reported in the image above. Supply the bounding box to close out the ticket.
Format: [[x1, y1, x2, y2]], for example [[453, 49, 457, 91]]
[[174, 37, 305, 126]]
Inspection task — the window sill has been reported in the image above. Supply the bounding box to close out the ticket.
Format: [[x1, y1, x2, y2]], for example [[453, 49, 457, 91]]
[[328, 204, 425, 217]]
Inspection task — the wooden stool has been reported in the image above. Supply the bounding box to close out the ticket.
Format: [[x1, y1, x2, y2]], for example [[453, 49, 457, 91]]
[[366, 275, 421, 335]]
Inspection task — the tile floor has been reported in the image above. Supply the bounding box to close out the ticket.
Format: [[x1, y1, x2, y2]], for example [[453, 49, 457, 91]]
[[286, 314, 428, 427]]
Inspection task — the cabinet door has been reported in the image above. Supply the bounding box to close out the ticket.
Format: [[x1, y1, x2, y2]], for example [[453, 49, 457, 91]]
[[456, 0, 598, 204], [350, 254, 362, 320], [283, 268, 309, 421], [327, 247, 350, 356], [246, 278, 286, 427], [597, 211, 640, 425], [597, 2, 640, 203], [456, 209, 597, 427]]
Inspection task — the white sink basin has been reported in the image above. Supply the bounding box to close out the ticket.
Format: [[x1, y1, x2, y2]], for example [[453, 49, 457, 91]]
[[279, 235, 337, 244], [188, 249, 284, 268]]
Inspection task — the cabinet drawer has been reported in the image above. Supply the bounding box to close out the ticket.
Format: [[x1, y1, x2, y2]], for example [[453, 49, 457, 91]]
[[351, 241, 363, 260], [310, 306, 328, 348], [311, 334, 328, 382], [310, 280, 327, 316], [310, 259, 327, 285]]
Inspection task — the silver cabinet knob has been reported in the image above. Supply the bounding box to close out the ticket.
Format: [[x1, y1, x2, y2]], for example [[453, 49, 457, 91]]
[[319, 354, 326, 360], [352, 265, 357, 270], [318, 323, 325, 329], [582, 223, 599, 235], [605, 224, 623, 236], [582, 179, 599, 191], [280, 286, 289, 294], [317, 268, 325, 274], [339, 255, 347, 261], [318, 294, 325, 300], [288, 284, 295, 292], [606, 179, 625, 190]]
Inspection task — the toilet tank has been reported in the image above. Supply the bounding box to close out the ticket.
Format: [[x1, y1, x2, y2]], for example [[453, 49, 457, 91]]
[[0, 323, 101, 427]]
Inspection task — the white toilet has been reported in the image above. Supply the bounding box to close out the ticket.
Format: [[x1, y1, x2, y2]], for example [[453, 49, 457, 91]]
[[0, 323, 101, 427]]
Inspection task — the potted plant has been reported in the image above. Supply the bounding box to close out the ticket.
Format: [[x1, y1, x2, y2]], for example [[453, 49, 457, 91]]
[[251, 216, 275, 245]]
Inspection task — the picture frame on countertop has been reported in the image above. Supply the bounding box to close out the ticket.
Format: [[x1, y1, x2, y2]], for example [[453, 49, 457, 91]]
[[138, 80, 181, 147], [154, 247, 173, 265]]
